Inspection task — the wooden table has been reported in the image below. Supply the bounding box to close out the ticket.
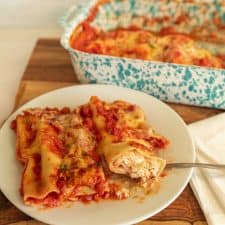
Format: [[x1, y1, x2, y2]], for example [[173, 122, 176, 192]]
[[0, 39, 223, 225]]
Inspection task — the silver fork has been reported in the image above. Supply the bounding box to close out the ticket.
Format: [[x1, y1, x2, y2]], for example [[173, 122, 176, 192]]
[[166, 162, 225, 169]]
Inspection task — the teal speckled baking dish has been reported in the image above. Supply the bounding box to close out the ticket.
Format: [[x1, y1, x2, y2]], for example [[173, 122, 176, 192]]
[[60, 0, 225, 109]]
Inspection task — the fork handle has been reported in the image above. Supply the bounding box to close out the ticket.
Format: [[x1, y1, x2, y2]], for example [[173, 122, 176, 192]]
[[166, 162, 225, 169]]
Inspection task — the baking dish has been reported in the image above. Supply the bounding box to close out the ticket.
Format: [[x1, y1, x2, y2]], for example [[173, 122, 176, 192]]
[[60, 0, 225, 109]]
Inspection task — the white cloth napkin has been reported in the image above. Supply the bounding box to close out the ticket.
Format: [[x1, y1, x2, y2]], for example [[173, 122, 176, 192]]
[[188, 113, 225, 225]]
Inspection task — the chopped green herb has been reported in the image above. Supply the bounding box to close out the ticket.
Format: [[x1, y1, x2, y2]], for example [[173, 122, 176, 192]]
[[60, 164, 68, 172], [148, 43, 155, 48]]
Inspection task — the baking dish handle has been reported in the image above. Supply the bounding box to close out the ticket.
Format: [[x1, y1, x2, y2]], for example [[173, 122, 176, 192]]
[[59, 4, 85, 29]]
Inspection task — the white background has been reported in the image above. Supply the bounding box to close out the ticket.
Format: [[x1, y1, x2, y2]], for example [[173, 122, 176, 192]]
[[0, 0, 86, 124]]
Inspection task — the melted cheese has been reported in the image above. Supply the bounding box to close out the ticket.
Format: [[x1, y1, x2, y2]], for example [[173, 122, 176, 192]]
[[72, 28, 224, 68], [118, 105, 146, 129]]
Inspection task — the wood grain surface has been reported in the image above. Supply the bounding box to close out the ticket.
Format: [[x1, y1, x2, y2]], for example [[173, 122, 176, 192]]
[[1, 38, 223, 225]]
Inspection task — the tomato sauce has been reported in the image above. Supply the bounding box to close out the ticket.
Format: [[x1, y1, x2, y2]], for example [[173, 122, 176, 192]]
[[33, 153, 41, 181], [42, 126, 66, 158]]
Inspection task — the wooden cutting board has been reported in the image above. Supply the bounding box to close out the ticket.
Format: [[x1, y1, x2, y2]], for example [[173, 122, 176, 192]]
[[1, 39, 223, 225]]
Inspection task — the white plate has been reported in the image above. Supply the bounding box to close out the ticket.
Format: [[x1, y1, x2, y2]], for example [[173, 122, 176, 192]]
[[0, 84, 195, 225]]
